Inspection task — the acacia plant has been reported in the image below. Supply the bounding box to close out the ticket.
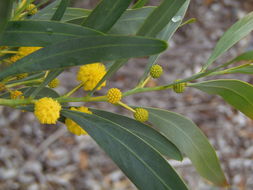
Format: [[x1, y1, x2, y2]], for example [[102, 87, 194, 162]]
[[1, 0, 253, 189]]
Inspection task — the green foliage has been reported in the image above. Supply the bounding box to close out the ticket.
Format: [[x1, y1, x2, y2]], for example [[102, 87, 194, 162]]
[[147, 108, 228, 186], [62, 109, 188, 190], [0, 0, 253, 189], [190, 79, 253, 120]]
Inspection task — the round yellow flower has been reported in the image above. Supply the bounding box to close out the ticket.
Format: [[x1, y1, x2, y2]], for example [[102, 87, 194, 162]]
[[173, 80, 187, 93], [26, 4, 38, 15], [150, 64, 163, 78], [10, 90, 23, 99], [48, 78, 60, 88], [134, 108, 149, 122], [65, 107, 92, 136], [34, 97, 61, 124], [77, 63, 106, 91], [107, 88, 122, 104]]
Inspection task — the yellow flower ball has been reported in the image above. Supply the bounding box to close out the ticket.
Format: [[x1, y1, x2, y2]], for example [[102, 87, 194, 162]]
[[173, 80, 187, 93], [26, 4, 38, 15], [48, 78, 60, 88], [77, 63, 106, 91], [134, 108, 149, 122], [34, 97, 61, 124], [10, 90, 23, 99], [107, 88, 122, 104], [65, 107, 92, 136], [150, 64, 163, 78]]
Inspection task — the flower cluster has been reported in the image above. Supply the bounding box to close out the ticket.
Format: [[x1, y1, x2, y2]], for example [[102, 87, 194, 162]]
[[77, 63, 106, 91], [34, 97, 61, 124]]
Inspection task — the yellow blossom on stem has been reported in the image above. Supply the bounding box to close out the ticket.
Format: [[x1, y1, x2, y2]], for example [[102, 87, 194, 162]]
[[107, 88, 122, 104], [48, 78, 60, 88], [10, 90, 23, 99], [34, 97, 61, 124], [26, 4, 37, 15], [150, 64, 163, 78], [77, 63, 106, 91], [65, 106, 92, 135], [134, 108, 149, 122], [173, 80, 187, 93]]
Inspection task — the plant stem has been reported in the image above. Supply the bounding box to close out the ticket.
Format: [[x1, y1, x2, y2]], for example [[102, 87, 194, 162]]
[[6, 79, 43, 88], [118, 101, 136, 112], [63, 82, 84, 97]]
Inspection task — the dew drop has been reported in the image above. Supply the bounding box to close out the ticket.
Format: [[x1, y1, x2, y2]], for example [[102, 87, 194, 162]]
[[171, 16, 182, 23]]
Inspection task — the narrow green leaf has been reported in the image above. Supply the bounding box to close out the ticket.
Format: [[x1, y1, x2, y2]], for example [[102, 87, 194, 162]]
[[139, 0, 190, 83], [132, 0, 149, 9], [203, 11, 253, 70], [225, 65, 253, 74], [92, 109, 183, 160], [36, 7, 90, 22], [231, 50, 253, 63], [137, 0, 186, 37], [62, 110, 188, 190], [31, 0, 61, 19], [147, 108, 228, 187], [109, 7, 155, 35], [0, 0, 13, 37], [51, 0, 69, 21], [190, 79, 253, 119], [0, 20, 102, 47], [0, 35, 167, 80], [82, 0, 132, 32]]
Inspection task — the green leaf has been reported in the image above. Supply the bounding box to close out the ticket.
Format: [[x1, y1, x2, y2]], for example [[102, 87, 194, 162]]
[[147, 107, 228, 187], [203, 11, 253, 70], [37, 8, 90, 22], [132, 0, 149, 9], [139, 0, 190, 83], [0, 0, 13, 37], [62, 110, 188, 190], [137, 0, 186, 37], [0, 20, 103, 47], [82, 0, 132, 32], [225, 65, 253, 74], [92, 109, 183, 160], [109, 7, 155, 35], [51, 0, 69, 21], [0, 35, 167, 80], [190, 79, 253, 120], [230, 50, 253, 63], [31, 0, 62, 19]]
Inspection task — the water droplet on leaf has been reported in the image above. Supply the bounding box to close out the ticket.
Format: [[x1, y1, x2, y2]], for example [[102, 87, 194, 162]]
[[171, 16, 182, 23]]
